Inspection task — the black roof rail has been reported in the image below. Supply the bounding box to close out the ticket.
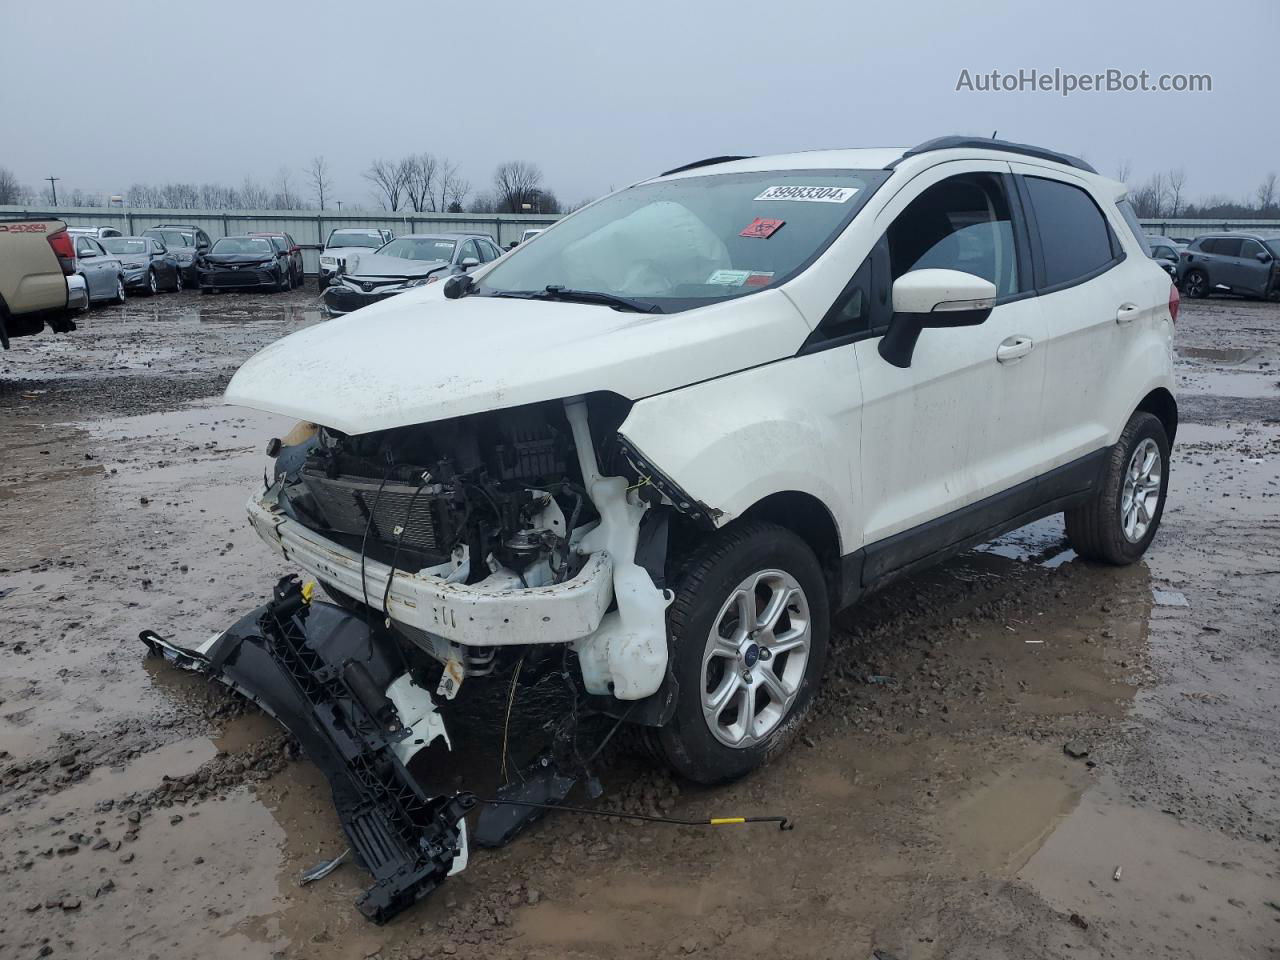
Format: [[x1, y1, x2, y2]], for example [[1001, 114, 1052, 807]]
[[892, 136, 1097, 174], [659, 155, 755, 177]]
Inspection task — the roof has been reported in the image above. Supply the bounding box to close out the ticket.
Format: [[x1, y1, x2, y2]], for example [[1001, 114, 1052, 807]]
[[654, 136, 1099, 182]]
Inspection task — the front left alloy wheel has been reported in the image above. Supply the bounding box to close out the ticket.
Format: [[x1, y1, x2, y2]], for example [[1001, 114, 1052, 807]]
[[656, 522, 829, 784]]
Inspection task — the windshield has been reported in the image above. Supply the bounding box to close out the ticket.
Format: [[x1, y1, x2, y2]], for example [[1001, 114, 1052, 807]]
[[261, 236, 288, 251], [328, 231, 384, 249], [477, 169, 886, 311], [144, 230, 193, 247], [211, 237, 275, 256], [376, 237, 456, 262], [102, 239, 148, 255]]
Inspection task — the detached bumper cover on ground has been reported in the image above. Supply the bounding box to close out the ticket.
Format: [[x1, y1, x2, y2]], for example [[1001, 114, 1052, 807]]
[[140, 577, 472, 923]]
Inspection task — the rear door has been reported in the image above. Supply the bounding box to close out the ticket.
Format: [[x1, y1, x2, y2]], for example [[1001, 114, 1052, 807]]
[[75, 236, 106, 297], [1012, 163, 1151, 470]]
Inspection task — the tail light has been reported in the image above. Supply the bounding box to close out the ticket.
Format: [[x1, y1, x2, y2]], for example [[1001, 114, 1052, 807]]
[[47, 228, 75, 275], [1168, 283, 1180, 323]]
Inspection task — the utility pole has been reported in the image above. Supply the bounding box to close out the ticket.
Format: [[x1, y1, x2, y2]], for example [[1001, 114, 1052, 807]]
[[45, 176, 60, 206], [335, 200, 343, 211]]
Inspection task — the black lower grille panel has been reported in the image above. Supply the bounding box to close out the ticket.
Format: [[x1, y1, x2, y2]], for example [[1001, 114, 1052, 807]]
[[301, 468, 447, 560]]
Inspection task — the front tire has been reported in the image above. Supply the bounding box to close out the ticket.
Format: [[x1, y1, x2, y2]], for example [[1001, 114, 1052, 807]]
[[1065, 412, 1170, 565], [144, 269, 158, 296], [655, 522, 829, 784], [110, 276, 127, 305]]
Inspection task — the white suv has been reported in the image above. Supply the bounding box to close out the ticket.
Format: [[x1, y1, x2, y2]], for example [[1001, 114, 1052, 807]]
[[223, 137, 1177, 787]]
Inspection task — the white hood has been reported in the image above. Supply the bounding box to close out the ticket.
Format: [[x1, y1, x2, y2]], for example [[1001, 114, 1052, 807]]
[[223, 287, 810, 435], [341, 252, 447, 278]]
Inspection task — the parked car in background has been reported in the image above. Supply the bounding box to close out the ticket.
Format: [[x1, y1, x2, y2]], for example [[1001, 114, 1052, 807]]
[[198, 235, 291, 293], [67, 225, 124, 240], [317, 228, 394, 289], [143, 225, 212, 286], [1145, 237, 1184, 279], [321, 233, 502, 316], [71, 234, 127, 304], [1178, 233, 1280, 300], [102, 236, 182, 294], [0, 218, 88, 349], [250, 232, 303, 288], [519, 228, 544, 243]]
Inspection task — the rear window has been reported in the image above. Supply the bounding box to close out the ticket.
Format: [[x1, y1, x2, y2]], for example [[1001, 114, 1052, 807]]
[[1024, 176, 1117, 288], [102, 239, 148, 255]]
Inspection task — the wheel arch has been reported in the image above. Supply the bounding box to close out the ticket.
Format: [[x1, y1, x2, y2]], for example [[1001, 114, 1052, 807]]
[[1136, 387, 1178, 446], [735, 490, 844, 608]]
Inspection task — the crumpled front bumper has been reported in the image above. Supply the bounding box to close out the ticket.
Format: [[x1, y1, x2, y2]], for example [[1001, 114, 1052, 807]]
[[140, 579, 473, 923], [247, 493, 615, 647]]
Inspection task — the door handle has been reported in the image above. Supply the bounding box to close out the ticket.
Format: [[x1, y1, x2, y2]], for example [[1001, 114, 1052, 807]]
[[996, 335, 1034, 364], [1116, 303, 1140, 324]]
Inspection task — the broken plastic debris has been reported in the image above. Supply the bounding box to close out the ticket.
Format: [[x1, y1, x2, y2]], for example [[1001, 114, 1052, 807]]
[[300, 848, 348, 885], [863, 674, 898, 686], [1112, 864, 1123, 882], [1152, 589, 1190, 607]]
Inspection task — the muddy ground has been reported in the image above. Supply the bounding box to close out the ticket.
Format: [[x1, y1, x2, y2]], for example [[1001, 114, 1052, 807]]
[[1, 288, 1277, 960]]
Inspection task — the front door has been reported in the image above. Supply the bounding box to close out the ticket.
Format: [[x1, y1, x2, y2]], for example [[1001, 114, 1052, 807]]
[[855, 162, 1047, 557]]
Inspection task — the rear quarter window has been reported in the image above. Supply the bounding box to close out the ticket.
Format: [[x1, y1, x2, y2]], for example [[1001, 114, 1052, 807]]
[[1025, 176, 1119, 289]]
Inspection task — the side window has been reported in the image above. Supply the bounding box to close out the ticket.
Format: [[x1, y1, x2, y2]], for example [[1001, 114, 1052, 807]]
[[76, 237, 95, 255], [1214, 238, 1243, 258], [886, 173, 1021, 298], [479, 240, 499, 262], [1240, 240, 1264, 260], [459, 240, 480, 263], [153, 240, 167, 254], [1024, 176, 1117, 288], [1152, 245, 1175, 260], [1115, 199, 1151, 256], [1196, 238, 1218, 254]]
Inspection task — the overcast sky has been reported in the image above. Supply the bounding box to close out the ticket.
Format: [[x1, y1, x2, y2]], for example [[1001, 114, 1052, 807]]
[[3, 0, 1276, 209]]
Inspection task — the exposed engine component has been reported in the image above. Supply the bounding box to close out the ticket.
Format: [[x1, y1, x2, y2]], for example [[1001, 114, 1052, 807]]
[[271, 401, 614, 581]]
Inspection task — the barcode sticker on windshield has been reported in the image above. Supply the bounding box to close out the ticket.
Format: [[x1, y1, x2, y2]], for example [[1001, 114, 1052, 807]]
[[754, 185, 859, 203]]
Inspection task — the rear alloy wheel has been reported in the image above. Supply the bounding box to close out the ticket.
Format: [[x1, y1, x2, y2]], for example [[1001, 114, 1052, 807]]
[[1183, 269, 1209, 299], [656, 522, 829, 784], [1064, 411, 1170, 564]]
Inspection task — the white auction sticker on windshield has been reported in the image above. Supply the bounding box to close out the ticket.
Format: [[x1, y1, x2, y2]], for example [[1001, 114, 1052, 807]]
[[707, 269, 752, 286], [754, 185, 859, 203]]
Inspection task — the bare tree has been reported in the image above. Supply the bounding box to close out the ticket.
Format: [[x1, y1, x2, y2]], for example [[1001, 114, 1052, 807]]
[[364, 158, 410, 211], [271, 167, 302, 209], [404, 153, 439, 212], [239, 176, 271, 210], [1115, 159, 1132, 185], [492, 161, 543, 213], [1167, 168, 1187, 217], [308, 156, 332, 209], [1256, 172, 1278, 213], [443, 171, 470, 213], [0, 166, 25, 204]]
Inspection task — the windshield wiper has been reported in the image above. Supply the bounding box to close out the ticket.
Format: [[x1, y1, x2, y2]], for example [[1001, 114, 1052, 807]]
[[487, 286, 662, 313], [537, 285, 662, 313]]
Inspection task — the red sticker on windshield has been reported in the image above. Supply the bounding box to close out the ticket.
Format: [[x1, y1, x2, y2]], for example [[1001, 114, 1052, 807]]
[[740, 217, 784, 239]]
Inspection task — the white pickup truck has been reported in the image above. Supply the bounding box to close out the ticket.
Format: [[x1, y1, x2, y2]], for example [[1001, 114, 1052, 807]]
[[0, 217, 88, 349]]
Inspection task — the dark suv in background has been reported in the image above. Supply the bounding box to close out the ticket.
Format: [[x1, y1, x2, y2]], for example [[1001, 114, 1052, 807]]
[[1178, 233, 1280, 300], [143, 225, 212, 286]]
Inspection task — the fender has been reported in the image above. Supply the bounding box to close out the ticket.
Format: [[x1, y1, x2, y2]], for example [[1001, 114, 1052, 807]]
[[621, 346, 862, 553]]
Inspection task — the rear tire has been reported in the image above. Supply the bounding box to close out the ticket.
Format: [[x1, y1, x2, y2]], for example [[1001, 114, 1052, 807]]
[[1183, 269, 1209, 299], [655, 522, 829, 784], [1064, 412, 1170, 565]]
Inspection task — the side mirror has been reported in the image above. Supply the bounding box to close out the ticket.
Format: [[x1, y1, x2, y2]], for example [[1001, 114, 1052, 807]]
[[443, 273, 475, 299], [79, 248, 97, 258], [1256, 251, 1272, 263], [459, 256, 480, 269], [878, 269, 997, 369]]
